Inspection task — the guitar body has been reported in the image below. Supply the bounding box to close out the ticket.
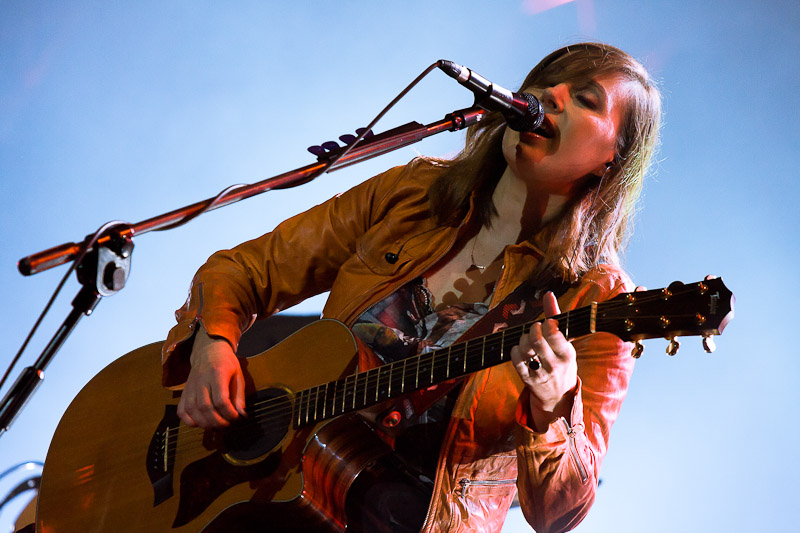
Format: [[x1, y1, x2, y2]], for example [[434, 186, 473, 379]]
[[36, 278, 734, 532], [36, 320, 388, 532]]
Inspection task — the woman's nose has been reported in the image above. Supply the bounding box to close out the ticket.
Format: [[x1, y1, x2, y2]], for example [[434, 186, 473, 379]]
[[541, 83, 568, 113]]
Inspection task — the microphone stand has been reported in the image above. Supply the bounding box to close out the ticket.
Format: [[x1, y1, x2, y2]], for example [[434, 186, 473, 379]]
[[0, 106, 487, 437]]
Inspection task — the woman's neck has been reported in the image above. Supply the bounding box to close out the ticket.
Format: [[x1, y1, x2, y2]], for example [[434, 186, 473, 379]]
[[490, 165, 572, 242]]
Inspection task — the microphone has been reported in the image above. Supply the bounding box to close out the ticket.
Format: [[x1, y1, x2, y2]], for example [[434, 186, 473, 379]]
[[438, 60, 544, 132]]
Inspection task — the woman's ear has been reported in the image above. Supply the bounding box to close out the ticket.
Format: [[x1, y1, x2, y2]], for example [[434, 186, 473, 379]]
[[591, 160, 614, 177]]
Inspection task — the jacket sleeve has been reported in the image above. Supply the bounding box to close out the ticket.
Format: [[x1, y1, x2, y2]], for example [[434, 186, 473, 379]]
[[161, 164, 408, 387], [513, 268, 635, 532]]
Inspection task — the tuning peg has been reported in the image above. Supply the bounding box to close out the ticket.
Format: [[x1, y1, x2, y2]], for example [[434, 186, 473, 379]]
[[307, 145, 326, 156], [355, 127, 374, 139], [666, 337, 680, 356], [630, 341, 644, 359], [702, 335, 716, 353], [339, 134, 357, 145]]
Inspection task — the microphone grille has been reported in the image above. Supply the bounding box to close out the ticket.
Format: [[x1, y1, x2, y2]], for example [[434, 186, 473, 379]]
[[506, 93, 544, 132]]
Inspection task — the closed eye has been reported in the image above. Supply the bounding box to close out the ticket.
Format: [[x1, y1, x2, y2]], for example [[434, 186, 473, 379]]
[[577, 93, 597, 109], [574, 80, 607, 112]]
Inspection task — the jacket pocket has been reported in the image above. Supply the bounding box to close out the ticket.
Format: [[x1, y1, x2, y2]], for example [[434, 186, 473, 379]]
[[450, 454, 518, 529], [356, 218, 409, 276]]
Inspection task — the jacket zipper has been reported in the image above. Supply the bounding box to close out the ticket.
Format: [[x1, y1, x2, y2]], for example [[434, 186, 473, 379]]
[[562, 417, 589, 484], [456, 476, 517, 497]]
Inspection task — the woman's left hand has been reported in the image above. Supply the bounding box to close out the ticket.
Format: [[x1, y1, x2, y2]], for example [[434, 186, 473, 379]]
[[510, 291, 578, 431]]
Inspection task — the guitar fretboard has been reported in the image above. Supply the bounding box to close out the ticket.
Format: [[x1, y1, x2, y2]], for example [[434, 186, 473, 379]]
[[292, 304, 596, 428]]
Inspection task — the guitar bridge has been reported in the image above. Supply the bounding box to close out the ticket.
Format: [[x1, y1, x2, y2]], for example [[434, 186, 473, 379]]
[[146, 404, 180, 506]]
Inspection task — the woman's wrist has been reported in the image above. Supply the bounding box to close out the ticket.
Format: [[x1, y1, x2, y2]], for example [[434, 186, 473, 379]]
[[528, 386, 578, 432], [190, 327, 235, 367]]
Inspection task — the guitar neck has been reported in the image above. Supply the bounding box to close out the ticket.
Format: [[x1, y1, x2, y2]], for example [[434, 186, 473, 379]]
[[289, 277, 735, 428], [291, 306, 595, 428]]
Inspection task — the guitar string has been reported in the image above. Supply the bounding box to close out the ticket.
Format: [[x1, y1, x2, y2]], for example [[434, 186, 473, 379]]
[[162, 285, 708, 451], [163, 304, 704, 455], [161, 312, 588, 452], [194, 281, 704, 428], [161, 284, 719, 453], [160, 303, 699, 461], [73, 285, 721, 480]]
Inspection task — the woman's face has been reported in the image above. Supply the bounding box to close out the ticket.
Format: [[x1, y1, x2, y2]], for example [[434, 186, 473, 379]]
[[501, 73, 630, 196]]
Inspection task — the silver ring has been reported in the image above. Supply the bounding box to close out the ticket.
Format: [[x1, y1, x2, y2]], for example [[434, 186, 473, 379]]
[[527, 357, 541, 371]]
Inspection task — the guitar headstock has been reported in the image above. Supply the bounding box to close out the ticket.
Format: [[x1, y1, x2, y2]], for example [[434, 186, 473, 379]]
[[596, 277, 734, 357]]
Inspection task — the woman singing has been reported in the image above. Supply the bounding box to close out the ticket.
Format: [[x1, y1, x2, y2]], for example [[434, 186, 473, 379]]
[[163, 42, 662, 532]]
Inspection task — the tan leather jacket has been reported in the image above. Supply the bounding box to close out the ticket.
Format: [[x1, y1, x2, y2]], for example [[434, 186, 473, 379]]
[[163, 159, 635, 532]]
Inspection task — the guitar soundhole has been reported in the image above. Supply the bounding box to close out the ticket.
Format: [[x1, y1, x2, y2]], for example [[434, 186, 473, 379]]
[[222, 388, 291, 462]]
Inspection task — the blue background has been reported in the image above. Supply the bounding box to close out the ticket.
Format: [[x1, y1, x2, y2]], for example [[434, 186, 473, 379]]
[[1, 1, 797, 531]]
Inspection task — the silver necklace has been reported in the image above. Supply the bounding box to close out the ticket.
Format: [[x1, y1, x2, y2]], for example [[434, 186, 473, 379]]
[[470, 234, 488, 271]]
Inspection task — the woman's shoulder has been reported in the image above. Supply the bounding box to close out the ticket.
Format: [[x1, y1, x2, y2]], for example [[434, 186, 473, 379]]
[[578, 263, 634, 299], [400, 156, 450, 179], [368, 156, 447, 188], [367, 157, 450, 203]]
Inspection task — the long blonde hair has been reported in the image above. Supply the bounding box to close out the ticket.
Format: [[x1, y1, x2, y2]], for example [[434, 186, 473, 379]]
[[428, 42, 662, 281]]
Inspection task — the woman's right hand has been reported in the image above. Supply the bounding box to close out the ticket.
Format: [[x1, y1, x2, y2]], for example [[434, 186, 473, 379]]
[[177, 327, 247, 429]]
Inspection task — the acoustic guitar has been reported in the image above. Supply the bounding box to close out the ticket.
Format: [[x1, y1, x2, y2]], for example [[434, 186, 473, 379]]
[[35, 278, 733, 532]]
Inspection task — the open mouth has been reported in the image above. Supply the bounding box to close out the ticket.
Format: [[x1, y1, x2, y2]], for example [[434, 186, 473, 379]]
[[529, 115, 555, 138]]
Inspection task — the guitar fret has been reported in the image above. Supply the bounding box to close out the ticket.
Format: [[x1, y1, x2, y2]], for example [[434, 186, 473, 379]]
[[292, 391, 299, 427], [336, 378, 345, 416], [306, 386, 313, 422], [330, 380, 339, 417], [310, 386, 317, 422], [384, 365, 391, 399], [300, 389, 307, 426], [330, 380, 338, 417], [314, 385, 321, 421], [446, 346, 451, 379], [401, 358, 408, 393], [282, 279, 732, 426], [342, 375, 350, 414], [294, 390, 302, 427], [362, 370, 368, 407], [313, 386, 319, 421], [323, 383, 330, 419]]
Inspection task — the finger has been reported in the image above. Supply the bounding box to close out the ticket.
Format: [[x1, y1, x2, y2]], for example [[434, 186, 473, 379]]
[[635, 285, 647, 292], [542, 318, 573, 362], [509, 332, 534, 367], [177, 397, 197, 427], [525, 322, 556, 373], [542, 291, 562, 318], [196, 384, 233, 428], [510, 343, 542, 379], [509, 345, 529, 373], [211, 376, 241, 422], [230, 370, 248, 418]]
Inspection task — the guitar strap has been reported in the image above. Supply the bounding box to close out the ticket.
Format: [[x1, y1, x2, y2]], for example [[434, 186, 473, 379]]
[[379, 276, 571, 430]]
